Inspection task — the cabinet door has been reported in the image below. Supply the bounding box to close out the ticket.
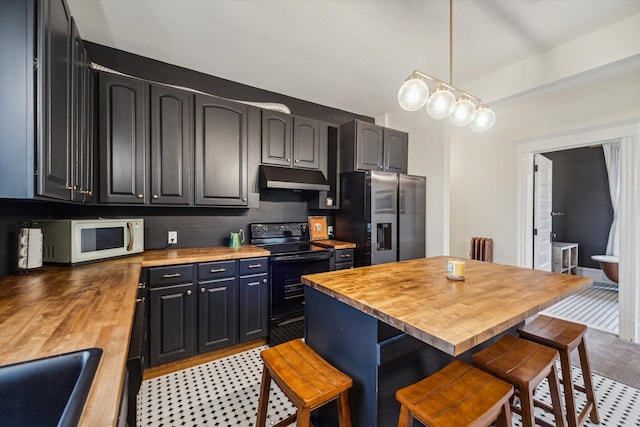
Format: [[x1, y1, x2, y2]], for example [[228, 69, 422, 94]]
[[150, 84, 193, 205], [261, 110, 292, 166], [355, 121, 384, 171], [383, 128, 408, 174], [38, 0, 71, 200], [99, 73, 147, 204], [70, 19, 93, 203], [149, 283, 195, 366], [198, 278, 238, 352], [293, 116, 322, 169], [239, 274, 269, 342], [194, 94, 248, 206]]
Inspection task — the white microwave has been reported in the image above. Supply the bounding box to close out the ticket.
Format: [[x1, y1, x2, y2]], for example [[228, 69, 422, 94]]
[[39, 218, 144, 264]]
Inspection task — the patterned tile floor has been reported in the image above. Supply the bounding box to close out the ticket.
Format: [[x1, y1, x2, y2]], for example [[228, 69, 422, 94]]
[[139, 345, 640, 426], [542, 282, 618, 334]]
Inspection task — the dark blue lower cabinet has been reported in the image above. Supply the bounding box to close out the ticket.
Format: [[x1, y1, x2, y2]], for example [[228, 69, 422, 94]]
[[198, 277, 238, 353], [149, 283, 195, 366], [148, 258, 269, 367], [239, 273, 269, 342]]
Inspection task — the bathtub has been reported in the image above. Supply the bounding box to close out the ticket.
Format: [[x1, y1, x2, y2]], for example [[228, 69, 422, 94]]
[[591, 255, 619, 283]]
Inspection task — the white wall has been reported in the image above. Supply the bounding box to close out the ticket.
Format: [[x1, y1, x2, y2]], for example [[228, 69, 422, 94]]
[[376, 110, 448, 257], [450, 58, 640, 264]]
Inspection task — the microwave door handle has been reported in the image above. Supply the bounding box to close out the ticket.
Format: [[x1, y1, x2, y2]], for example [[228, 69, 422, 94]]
[[127, 221, 135, 252]]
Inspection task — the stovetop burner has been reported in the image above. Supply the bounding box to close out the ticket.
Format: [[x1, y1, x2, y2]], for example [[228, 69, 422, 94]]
[[264, 242, 330, 255], [250, 222, 330, 256]]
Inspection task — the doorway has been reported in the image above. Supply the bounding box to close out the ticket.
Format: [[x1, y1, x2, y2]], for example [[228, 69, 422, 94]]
[[533, 146, 618, 334], [515, 119, 640, 343]]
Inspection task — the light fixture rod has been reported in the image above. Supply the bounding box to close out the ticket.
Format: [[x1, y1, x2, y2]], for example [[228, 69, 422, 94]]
[[397, 0, 495, 131], [449, 0, 453, 86]]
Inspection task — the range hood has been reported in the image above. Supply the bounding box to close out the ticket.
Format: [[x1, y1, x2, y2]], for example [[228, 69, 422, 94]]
[[259, 165, 330, 191]]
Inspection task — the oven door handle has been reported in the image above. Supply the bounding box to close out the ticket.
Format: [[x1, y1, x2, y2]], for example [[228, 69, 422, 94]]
[[277, 315, 305, 326], [271, 252, 332, 263]]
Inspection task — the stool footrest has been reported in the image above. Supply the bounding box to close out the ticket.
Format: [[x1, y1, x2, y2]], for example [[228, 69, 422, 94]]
[[272, 414, 296, 427]]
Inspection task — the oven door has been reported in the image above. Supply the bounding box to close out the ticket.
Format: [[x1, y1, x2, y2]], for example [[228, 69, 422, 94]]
[[269, 251, 331, 345], [270, 251, 332, 316]]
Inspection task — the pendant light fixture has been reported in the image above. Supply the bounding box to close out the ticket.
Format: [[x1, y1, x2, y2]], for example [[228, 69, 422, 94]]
[[397, 0, 495, 132]]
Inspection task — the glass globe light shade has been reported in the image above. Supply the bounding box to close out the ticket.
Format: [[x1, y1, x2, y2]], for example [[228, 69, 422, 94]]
[[449, 97, 477, 127], [470, 106, 496, 132], [426, 87, 456, 119], [397, 78, 429, 111]]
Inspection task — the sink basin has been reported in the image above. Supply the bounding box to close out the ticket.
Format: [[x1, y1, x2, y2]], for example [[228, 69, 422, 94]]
[[0, 348, 102, 427]]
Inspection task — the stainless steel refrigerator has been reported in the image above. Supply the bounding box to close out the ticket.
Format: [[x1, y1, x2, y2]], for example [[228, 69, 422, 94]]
[[336, 171, 426, 267]]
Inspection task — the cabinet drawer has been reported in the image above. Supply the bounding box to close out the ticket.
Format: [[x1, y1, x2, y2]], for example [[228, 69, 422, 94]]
[[335, 249, 354, 262], [239, 257, 268, 276], [335, 262, 353, 271], [198, 260, 237, 281], [149, 264, 194, 287]]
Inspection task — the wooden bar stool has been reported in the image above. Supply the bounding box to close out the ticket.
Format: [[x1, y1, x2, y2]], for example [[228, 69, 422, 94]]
[[256, 339, 353, 427], [395, 360, 514, 427], [518, 315, 600, 427], [471, 335, 566, 427]]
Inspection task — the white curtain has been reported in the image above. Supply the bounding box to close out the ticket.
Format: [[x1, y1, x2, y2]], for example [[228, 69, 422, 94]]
[[602, 141, 620, 256]]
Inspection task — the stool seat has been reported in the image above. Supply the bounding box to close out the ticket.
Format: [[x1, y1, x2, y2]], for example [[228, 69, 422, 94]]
[[396, 360, 514, 427], [518, 314, 586, 350], [519, 315, 600, 427], [472, 335, 566, 427], [256, 339, 353, 427]]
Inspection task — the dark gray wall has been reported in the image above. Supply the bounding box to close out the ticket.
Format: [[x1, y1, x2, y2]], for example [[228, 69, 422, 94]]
[[0, 191, 335, 277], [544, 146, 613, 268]]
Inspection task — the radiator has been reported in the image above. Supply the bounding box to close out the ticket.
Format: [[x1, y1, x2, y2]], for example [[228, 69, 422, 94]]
[[470, 237, 494, 262]]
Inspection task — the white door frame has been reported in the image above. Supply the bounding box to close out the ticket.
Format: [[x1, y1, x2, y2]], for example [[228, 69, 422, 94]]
[[533, 154, 553, 272], [515, 119, 640, 343]]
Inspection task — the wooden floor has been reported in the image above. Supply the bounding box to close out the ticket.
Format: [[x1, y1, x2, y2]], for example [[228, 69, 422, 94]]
[[541, 282, 618, 334]]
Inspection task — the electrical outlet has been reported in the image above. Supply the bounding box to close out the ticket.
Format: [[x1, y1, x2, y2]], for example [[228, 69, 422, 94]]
[[328, 225, 334, 236], [168, 231, 178, 244]]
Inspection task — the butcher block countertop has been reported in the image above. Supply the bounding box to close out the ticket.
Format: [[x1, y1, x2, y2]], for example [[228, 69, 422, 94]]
[[0, 244, 269, 427], [139, 244, 270, 267], [301, 256, 592, 356], [310, 239, 356, 250]]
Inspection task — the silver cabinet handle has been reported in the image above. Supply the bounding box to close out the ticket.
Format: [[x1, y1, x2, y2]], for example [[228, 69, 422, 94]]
[[294, 159, 299, 163], [186, 290, 192, 296], [340, 253, 351, 258], [138, 282, 146, 289], [162, 272, 182, 278], [247, 281, 260, 286], [200, 288, 205, 293], [248, 264, 262, 268], [153, 194, 158, 199], [137, 194, 144, 199], [263, 278, 267, 283], [210, 268, 226, 273], [136, 296, 146, 303]]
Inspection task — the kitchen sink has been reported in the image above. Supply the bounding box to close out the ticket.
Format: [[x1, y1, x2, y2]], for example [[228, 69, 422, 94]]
[[0, 348, 102, 427]]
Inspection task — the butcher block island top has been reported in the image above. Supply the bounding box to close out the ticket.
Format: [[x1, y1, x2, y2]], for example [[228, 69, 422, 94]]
[[301, 256, 592, 356], [0, 244, 269, 427]]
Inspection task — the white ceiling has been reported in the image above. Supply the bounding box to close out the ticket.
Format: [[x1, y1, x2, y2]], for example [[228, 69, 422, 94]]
[[67, 0, 640, 118]]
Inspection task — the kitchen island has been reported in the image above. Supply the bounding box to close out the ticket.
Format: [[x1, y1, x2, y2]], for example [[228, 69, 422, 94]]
[[301, 256, 592, 427]]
